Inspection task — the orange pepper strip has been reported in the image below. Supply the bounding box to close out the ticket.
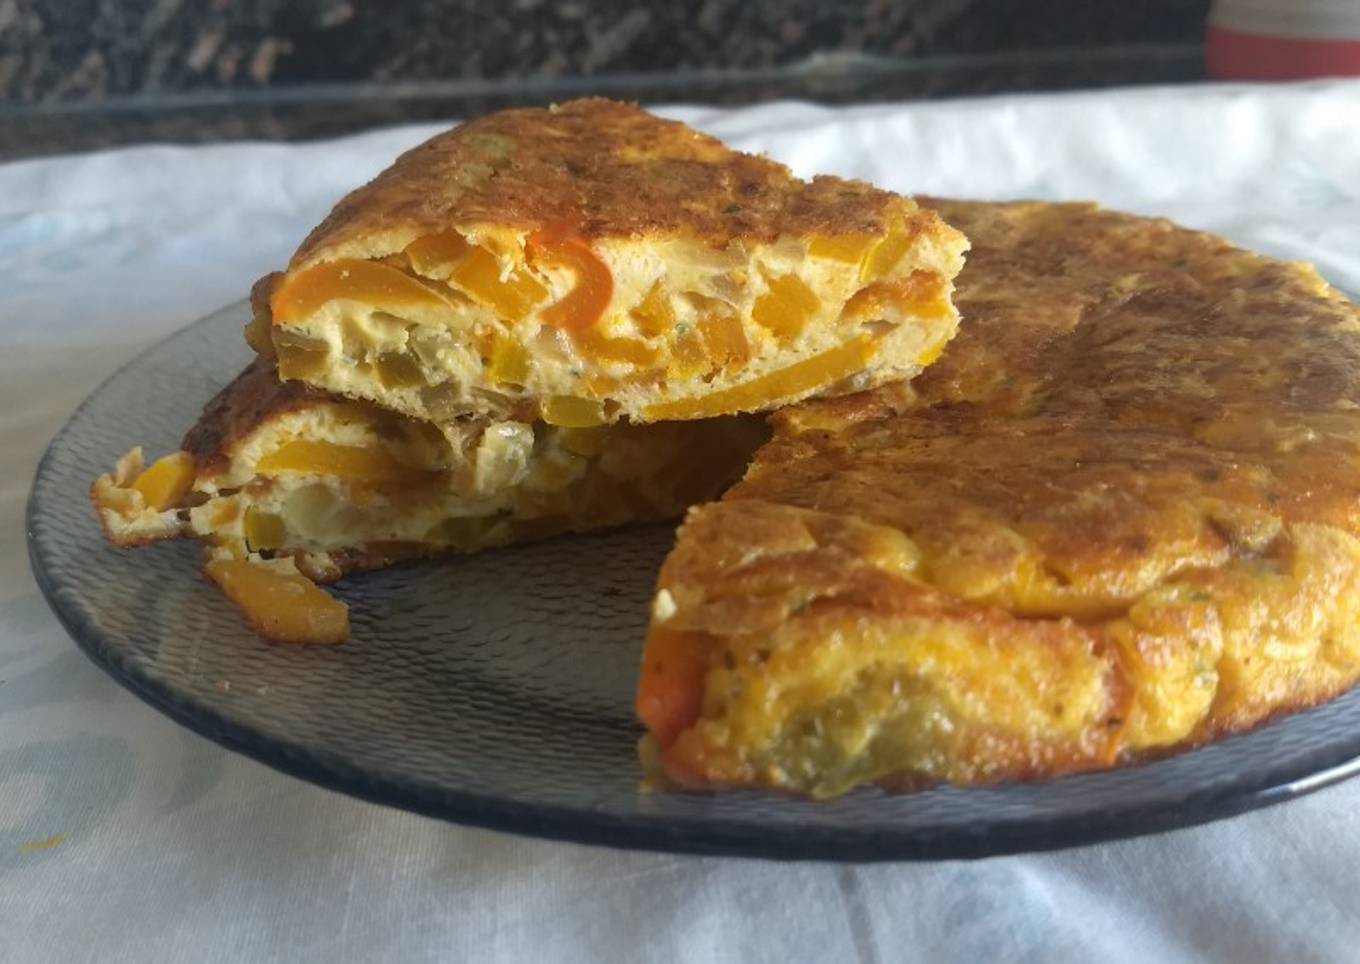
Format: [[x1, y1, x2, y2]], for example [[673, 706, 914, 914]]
[[257, 439, 418, 484], [132, 451, 195, 511], [636, 626, 714, 748], [205, 559, 349, 645], [271, 259, 449, 324], [575, 329, 660, 367], [529, 228, 614, 333], [808, 232, 878, 264], [642, 334, 880, 421], [404, 230, 470, 274]]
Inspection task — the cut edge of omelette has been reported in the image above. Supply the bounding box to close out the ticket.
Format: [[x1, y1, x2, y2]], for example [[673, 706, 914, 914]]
[[93, 358, 769, 645], [637, 500, 1360, 799], [250, 99, 969, 428]]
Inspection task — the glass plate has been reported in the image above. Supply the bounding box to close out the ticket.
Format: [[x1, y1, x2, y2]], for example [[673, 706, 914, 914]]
[[27, 302, 1360, 861]]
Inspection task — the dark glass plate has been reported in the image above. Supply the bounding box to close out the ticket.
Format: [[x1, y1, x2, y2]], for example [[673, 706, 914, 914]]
[[28, 303, 1360, 861]]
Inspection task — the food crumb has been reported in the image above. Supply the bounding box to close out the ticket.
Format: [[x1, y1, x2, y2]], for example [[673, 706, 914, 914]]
[[20, 834, 65, 852], [651, 589, 677, 622]]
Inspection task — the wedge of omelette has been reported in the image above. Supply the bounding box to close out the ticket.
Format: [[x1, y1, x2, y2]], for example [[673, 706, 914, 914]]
[[93, 358, 767, 643], [638, 200, 1360, 798], [248, 99, 968, 426]]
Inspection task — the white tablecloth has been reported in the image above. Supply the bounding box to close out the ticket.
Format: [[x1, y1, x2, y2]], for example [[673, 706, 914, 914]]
[[4, 81, 1360, 962]]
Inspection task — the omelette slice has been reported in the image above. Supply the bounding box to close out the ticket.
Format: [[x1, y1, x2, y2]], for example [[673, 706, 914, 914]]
[[93, 358, 766, 643], [638, 200, 1360, 798], [249, 99, 967, 427]]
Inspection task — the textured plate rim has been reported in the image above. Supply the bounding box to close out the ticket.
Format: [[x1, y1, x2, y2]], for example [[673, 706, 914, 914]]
[[24, 307, 1360, 863]]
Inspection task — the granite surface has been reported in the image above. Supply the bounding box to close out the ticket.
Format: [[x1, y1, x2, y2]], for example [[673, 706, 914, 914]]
[[0, 0, 1210, 159], [1, 46, 1206, 161], [3, 0, 1208, 102]]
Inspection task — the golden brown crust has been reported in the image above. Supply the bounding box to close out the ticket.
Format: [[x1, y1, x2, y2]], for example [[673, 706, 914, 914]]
[[290, 98, 949, 268], [87, 480, 168, 549], [181, 356, 320, 477], [244, 272, 282, 356], [918, 199, 1359, 420], [134, 350, 772, 589], [644, 200, 1360, 796], [88, 447, 188, 548]]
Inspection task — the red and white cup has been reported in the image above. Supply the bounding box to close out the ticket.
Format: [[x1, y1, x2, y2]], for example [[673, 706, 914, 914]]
[[1208, 0, 1360, 79]]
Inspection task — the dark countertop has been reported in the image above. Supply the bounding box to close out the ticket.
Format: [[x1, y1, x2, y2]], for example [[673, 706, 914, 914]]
[[2, 0, 1208, 102], [0, 44, 1205, 161], [1, 0, 1210, 160]]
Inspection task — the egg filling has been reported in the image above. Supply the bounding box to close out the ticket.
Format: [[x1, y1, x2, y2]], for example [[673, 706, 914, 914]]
[[93, 396, 768, 642], [262, 223, 962, 426]]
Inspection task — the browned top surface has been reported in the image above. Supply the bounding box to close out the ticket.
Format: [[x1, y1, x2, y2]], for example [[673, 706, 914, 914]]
[[647, 201, 1360, 791], [712, 200, 1360, 617], [290, 98, 952, 267]]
